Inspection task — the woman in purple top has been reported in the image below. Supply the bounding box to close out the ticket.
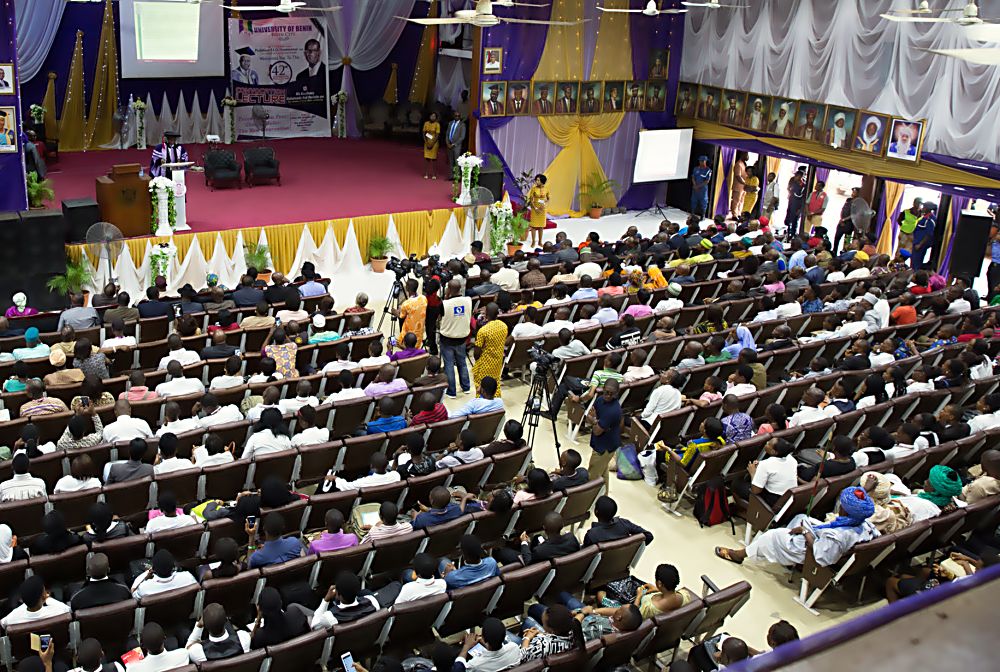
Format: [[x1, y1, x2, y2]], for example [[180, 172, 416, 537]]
[[307, 510, 359, 554], [389, 332, 428, 362], [5, 292, 38, 318]]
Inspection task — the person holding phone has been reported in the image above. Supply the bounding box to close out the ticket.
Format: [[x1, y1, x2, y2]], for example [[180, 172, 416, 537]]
[[458, 618, 521, 672]]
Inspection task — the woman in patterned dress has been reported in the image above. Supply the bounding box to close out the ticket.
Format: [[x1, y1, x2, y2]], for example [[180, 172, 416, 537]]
[[473, 303, 507, 397]]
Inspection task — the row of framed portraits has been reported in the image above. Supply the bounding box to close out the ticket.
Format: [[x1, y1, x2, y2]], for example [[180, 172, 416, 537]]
[[675, 83, 928, 163], [480, 79, 668, 118]]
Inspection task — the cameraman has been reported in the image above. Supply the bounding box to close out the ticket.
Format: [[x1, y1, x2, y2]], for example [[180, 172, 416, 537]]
[[439, 279, 473, 398], [423, 273, 442, 356], [391, 278, 427, 350]]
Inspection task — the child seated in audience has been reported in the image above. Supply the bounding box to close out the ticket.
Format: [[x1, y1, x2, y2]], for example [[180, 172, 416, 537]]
[[412, 355, 447, 387], [684, 376, 726, 407], [436, 429, 485, 469], [359, 340, 392, 367]]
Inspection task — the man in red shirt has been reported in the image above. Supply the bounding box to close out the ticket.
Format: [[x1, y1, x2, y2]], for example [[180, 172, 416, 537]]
[[410, 391, 449, 425]]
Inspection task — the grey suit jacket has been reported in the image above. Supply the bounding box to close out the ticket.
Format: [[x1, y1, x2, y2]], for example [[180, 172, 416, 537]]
[[445, 119, 466, 149], [106, 460, 154, 484]]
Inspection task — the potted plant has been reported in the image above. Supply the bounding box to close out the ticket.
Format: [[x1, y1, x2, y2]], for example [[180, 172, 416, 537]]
[[26, 171, 55, 209], [46, 258, 95, 304], [368, 235, 395, 273], [507, 212, 530, 255], [579, 172, 620, 219], [244, 242, 273, 282]]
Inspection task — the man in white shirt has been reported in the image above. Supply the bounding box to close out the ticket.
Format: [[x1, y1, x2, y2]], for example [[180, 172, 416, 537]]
[[725, 365, 758, 397], [0, 575, 70, 629], [155, 360, 206, 398], [969, 393, 1000, 433], [210, 356, 245, 390], [459, 618, 522, 672], [325, 370, 367, 402], [844, 259, 871, 279], [774, 290, 803, 319], [185, 603, 252, 664], [0, 453, 47, 502], [358, 340, 392, 368], [322, 343, 361, 374], [192, 435, 236, 467], [278, 380, 320, 415], [638, 369, 683, 428], [153, 434, 197, 475], [131, 550, 198, 599], [492, 263, 521, 292], [246, 387, 282, 423], [145, 492, 199, 534], [156, 401, 202, 437], [157, 334, 202, 370], [622, 349, 654, 383], [552, 329, 591, 359], [332, 453, 401, 491], [946, 286, 972, 314], [291, 405, 330, 447], [104, 400, 154, 443], [436, 430, 486, 469], [396, 553, 447, 604], [509, 307, 546, 340], [574, 250, 603, 280], [542, 306, 575, 336], [101, 317, 138, 351], [788, 388, 830, 427], [593, 296, 620, 325], [126, 622, 191, 672], [196, 394, 244, 429]]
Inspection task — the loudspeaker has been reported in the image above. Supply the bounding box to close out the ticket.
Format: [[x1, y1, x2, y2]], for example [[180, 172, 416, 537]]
[[0, 210, 67, 313], [478, 169, 504, 204], [949, 213, 993, 282], [62, 198, 100, 243]]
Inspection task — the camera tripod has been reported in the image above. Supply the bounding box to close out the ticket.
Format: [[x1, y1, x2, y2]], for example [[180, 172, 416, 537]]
[[521, 365, 561, 461], [376, 276, 406, 338]]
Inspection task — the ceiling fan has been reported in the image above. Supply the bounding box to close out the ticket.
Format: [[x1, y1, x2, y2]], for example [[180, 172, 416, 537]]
[[220, 1, 342, 13], [597, 1, 687, 17], [398, 0, 583, 27], [881, 1, 998, 25], [681, 0, 749, 9]]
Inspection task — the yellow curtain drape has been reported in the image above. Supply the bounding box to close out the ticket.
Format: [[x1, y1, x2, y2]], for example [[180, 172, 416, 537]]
[[766, 156, 781, 180], [383, 63, 399, 106], [876, 181, 906, 255], [58, 31, 86, 152], [84, 0, 118, 149], [408, 1, 438, 105], [532, 0, 631, 216], [42, 73, 58, 140]]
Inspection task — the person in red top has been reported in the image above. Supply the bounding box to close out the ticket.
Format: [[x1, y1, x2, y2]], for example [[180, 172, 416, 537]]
[[957, 315, 985, 343], [890, 293, 918, 325], [118, 370, 159, 401], [206, 309, 241, 334], [344, 293, 369, 314], [909, 270, 933, 295], [409, 391, 449, 425]]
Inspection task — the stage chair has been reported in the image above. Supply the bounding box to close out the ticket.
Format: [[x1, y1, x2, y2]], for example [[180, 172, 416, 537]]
[[204, 149, 242, 190], [74, 599, 141, 661], [244, 147, 281, 187]]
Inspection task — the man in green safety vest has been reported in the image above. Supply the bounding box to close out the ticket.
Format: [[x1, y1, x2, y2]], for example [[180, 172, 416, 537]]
[[896, 197, 923, 254]]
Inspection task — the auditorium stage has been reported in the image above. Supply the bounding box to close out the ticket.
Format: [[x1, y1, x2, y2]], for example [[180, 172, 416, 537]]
[[49, 136, 458, 234]]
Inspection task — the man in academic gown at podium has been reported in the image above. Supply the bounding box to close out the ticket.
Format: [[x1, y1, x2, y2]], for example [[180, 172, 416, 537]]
[[150, 131, 189, 179]]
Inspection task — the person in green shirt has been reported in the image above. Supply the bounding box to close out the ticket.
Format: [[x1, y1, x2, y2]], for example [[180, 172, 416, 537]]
[[704, 335, 732, 363], [2, 361, 29, 393], [896, 197, 923, 254], [307, 314, 341, 344], [544, 352, 625, 418]]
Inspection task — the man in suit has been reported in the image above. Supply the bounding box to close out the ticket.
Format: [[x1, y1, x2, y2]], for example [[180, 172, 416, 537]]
[[232, 275, 265, 307], [722, 94, 741, 125], [230, 46, 259, 85], [70, 553, 131, 610], [482, 84, 503, 116], [533, 84, 553, 114], [580, 85, 599, 114], [445, 110, 466, 177], [556, 84, 576, 114], [603, 84, 622, 112], [106, 438, 155, 484], [625, 83, 644, 112], [137, 287, 173, 319], [507, 83, 528, 115], [294, 38, 326, 93], [0, 68, 9, 90]]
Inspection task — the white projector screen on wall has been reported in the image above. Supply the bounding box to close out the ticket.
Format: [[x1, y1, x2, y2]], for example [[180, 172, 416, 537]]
[[120, 0, 225, 79], [632, 128, 693, 183]]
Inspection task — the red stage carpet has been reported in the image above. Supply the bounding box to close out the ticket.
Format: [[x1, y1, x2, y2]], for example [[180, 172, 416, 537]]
[[48, 137, 459, 234]]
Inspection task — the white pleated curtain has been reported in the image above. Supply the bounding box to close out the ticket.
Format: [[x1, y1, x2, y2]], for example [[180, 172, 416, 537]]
[[681, 0, 1000, 163], [13, 0, 66, 82], [324, 0, 417, 137]]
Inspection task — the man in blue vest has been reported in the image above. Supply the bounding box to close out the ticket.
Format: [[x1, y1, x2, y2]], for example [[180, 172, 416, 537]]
[[691, 156, 712, 218]]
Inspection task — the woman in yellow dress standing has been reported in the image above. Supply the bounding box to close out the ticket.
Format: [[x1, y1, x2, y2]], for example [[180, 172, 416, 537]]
[[423, 112, 441, 180], [473, 303, 508, 397], [742, 166, 760, 217], [526, 173, 549, 249]]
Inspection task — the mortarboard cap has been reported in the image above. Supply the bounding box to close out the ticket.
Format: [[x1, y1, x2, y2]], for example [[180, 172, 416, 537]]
[[488, 84, 499, 92], [164, 130, 181, 138], [510, 83, 526, 91], [235, 46, 255, 56]]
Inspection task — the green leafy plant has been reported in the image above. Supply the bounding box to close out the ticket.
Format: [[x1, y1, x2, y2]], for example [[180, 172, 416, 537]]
[[46, 258, 94, 297], [368, 235, 395, 260], [514, 170, 538, 202], [579, 172, 620, 208], [244, 242, 271, 271], [510, 212, 530, 243], [482, 152, 503, 172], [26, 171, 55, 209]]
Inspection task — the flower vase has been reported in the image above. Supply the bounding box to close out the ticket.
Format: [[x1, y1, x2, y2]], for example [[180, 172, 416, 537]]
[[223, 107, 234, 144], [154, 184, 173, 237], [457, 166, 473, 206], [137, 124, 146, 151]]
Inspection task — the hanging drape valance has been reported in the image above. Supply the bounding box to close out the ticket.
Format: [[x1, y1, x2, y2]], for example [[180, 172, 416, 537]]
[[13, 0, 66, 83]]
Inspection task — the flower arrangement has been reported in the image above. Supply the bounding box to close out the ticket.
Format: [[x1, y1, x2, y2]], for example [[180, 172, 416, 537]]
[[221, 95, 237, 143], [455, 152, 483, 204], [149, 245, 173, 281], [149, 176, 177, 234], [487, 200, 514, 257], [29, 104, 46, 125], [132, 99, 147, 148], [333, 91, 348, 138]]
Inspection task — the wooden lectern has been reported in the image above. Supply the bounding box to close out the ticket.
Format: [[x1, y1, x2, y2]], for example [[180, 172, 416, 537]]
[[95, 163, 152, 237]]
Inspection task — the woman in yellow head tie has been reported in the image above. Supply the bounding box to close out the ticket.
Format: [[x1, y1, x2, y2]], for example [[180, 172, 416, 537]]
[[422, 112, 441, 179], [526, 173, 550, 249], [646, 264, 668, 289]]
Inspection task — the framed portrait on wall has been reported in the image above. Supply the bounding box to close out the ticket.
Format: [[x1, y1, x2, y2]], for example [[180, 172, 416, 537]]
[[885, 117, 927, 163], [768, 98, 798, 136], [625, 81, 646, 112], [481, 81, 507, 117], [507, 81, 530, 116], [603, 81, 625, 113], [0, 65, 13, 95], [853, 111, 891, 155], [0, 107, 16, 151], [675, 82, 698, 118], [579, 81, 603, 114], [742, 94, 771, 132], [483, 47, 503, 75], [645, 81, 667, 112], [555, 81, 579, 114], [648, 49, 668, 79], [696, 85, 721, 121], [823, 106, 859, 150], [792, 101, 825, 141], [719, 90, 746, 126], [531, 80, 555, 115]]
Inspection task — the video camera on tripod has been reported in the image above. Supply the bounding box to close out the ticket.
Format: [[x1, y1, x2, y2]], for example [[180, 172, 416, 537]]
[[424, 254, 453, 285], [386, 254, 419, 281], [527, 343, 559, 374]]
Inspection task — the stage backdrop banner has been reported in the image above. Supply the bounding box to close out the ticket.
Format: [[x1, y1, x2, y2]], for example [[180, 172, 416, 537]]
[[228, 17, 330, 139]]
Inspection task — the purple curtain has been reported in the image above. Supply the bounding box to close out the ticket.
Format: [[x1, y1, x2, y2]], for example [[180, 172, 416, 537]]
[[714, 146, 736, 217], [814, 167, 830, 185], [875, 189, 908, 247], [939, 196, 970, 278]]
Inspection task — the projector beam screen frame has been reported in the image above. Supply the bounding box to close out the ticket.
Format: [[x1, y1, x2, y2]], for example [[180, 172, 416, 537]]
[[632, 128, 694, 184], [120, 0, 225, 79]]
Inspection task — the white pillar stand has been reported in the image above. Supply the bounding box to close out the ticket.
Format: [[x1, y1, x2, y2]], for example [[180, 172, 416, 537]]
[[153, 183, 173, 237], [455, 156, 482, 206], [162, 162, 194, 232]]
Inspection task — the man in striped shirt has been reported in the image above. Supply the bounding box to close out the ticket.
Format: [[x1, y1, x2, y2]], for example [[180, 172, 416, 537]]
[[360, 502, 413, 544], [19, 380, 69, 418]]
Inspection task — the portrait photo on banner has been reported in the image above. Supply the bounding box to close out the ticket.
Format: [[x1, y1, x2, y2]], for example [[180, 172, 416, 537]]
[[0, 107, 16, 151], [742, 94, 771, 132], [854, 110, 891, 155], [555, 81, 579, 114], [626, 81, 646, 113], [507, 81, 530, 115], [886, 117, 927, 163], [603, 80, 625, 113], [649, 49, 668, 79], [645, 81, 667, 112], [0, 64, 13, 95], [793, 102, 824, 142], [532, 80, 556, 115], [483, 47, 503, 75], [675, 82, 697, 118], [824, 106, 858, 150], [768, 98, 798, 136], [696, 85, 720, 121], [579, 81, 603, 114], [481, 81, 507, 117], [719, 90, 746, 126]]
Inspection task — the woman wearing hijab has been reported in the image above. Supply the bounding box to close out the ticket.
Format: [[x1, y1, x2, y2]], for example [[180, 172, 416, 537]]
[[0, 524, 28, 563], [30, 511, 84, 556], [723, 325, 757, 358], [250, 586, 309, 649], [855, 116, 883, 152], [860, 472, 913, 535], [5, 293, 38, 318], [82, 502, 131, 544], [896, 465, 964, 522]]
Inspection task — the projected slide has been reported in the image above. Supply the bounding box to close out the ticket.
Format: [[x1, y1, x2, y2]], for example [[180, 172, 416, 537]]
[[120, 0, 224, 79], [632, 129, 694, 183], [134, 1, 200, 62]]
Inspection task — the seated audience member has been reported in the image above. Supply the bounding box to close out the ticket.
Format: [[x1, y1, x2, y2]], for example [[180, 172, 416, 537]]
[[322, 344, 361, 374], [54, 455, 102, 493], [207, 309, 241, 335], [584, 495, 653, 545], [131, 549, 198, 599], [193, 433, 237, 467], [573, 304, 601, 331], [210, 356, 245, 390], [390, 332, 428, 362], [436, 429, 485, 468], [732, 437, 797, 507], [721, 395, 754, 442], [249, 587, 309, 650], [241, 408, 293, 459], [30, 510, 83, 556], [512, 512, 580, 564], [155, 360, 206, 398], [201, 329, 240, 359], [365, 364, 408, 397], [453, 376, 504, 416], [518, 603, 585, 662], [278, 380, 320, 414], [0, 453, 47, 502], [240, 302, 276, 330], [412, 355, 447, 386], [410, 391, 449, 425], [124, 622, 190, 671], [324, 370, 366, 403], [395, 553, 447, 604], [101, 318, 138, 351], [197, 392, 244, 428], [515, 468, 555, 506], [291, 404, 330, 448], [310, 572, 381, 629], [246, 386, 282, 422], [307, 510, 358, 554], [201, 537, 242, 581], [70, 553, 132, 610], [717, 486, 879, 567], [542, 307, 575, 336], [83, 502, 131, 544], [247, 513, 305, 569], [798, 435, 858, 481], [308, 314, 341, 344], [550, 449, 590, 490], [119, 371, 158, 402], [1, 575, 70, 629], [158, 333, 201, 369], [359, 340, 391, 368], [331, 453, 401, 491], [788, 388, 829, 427], [393, 434, 436, 477], [483, 419, 527, 457], [442, 535, 500, 589], [106, 438, 155, 484], [412, 486, 483, 530], [607, 315, 643, 350], [552, 328, 591, 360], [19, 379, 69, 418], [458, 619, 524, 672], [186, 602, 252, 663], [361, 501, 414, 543], [152, 433, 195, 475], [363, 397, 407, 434], [547, 353, 624, 418], [145, 491, 199, 534], [103, 400, 154, 443], [895, 465, 964, 522], [962, 450, 1000, 504]]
